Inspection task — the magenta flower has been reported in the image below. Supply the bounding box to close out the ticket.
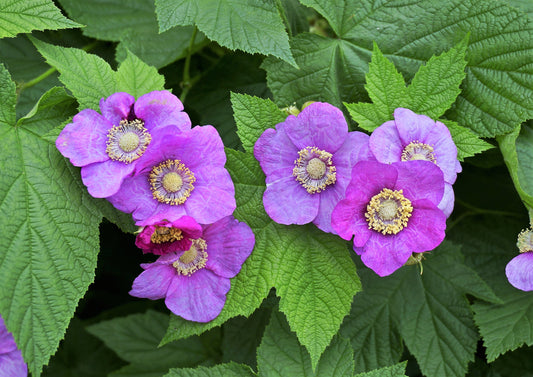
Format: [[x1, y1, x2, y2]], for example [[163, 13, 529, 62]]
[[369, 108, 461, 217], [130, 216, 255, 322], [0, 315, 27, 377], [506, 228, 533, 291], [56, 91, 191, 198], [135, 216, 203, 256], [108, 124, 236, 226], [331, 160, 447, 277], [253, 102, 374, 233]]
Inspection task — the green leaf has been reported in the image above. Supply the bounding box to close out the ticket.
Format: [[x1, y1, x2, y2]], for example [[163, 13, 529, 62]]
[[163, 150, 360, 368], [448, 216, 533, 362], [164, 363, 256, 377], [231, 93, 287, 153], [0, 68, 101, 376], [257, 310, 355, 377], [341, 242, 499, 377], [31, 37, 117, 110], [263, 0, 533, 137], [344, 102, 386, 133], [497, 126, 533, 210], [87, 310, 219, 374], [154, 0, 296, 67], [57, 0, 204, 68], [0, 0, 81, 38], [442, 120, 494, 161], [116, 49, 165, 98], [353, 362, 408, 377]]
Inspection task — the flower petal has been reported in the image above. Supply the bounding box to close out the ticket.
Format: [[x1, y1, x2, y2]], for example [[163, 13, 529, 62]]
[[56, 109, 110, 166], [314, 184, 346, 234], [425, 121, 460, 183], [165, 269, 231, 322], [369, 121, 403, 163], [393, 160, 444, 206], [134, 90, 191, 131], [0, 351, 27, 377], [349, 161, 398, 198], [284, 102, 348, 152], [203, 216, 255, 278], [331, 189, 373, 243], [107, 172, 159, 222], [254, 126, 298, 183], [393, 107, 435, 145], [129, 264, 175, 300], [263, 175, 319, 225], [506, 252, 533, 291], [81, 159, 135, 198], [438, 183, 455, 218], [99, 92, 135, 126]]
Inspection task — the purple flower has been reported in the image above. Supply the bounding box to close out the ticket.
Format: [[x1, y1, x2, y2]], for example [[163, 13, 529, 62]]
[[129, 216, 255, 322], [135, 216, 203, 256], [331, 160, 447, 277], [56, 91, 191, 198], [108, 124, 236, 226], [369, 108, 461, 217], [506, 228, 533, 291], [253, 102, 374, 233], [0, 315, 27, 377]]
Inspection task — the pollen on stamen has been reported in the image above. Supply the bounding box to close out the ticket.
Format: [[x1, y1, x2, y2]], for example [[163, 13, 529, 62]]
[[401, 141, 437, 164], [365, 188, 413, 235], [293, 146, 336, 194], [149, 159, 195, 205], [173, 239, 208, 276], [150, 226, 183, 244], [517, 228, 533, 253], [106, 119, 151, 163]]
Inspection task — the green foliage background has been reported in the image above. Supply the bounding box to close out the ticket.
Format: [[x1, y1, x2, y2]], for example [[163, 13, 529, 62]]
[[0, 0, 531, 376]]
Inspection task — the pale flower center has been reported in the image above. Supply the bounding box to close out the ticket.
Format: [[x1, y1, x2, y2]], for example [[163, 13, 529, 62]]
[[106, 119, 151, 163], [118, 132, 140, 152], [173, 239, 208, 276], [293, 146, 336, 194], [401, 141, 436, 164], [517, 228, 533, 253], [149, 159, 195, 205], [366, 188, 413, 235]]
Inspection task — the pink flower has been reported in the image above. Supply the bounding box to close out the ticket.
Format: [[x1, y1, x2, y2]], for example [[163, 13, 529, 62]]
[[130, 216, 255, 322], [0, 315, 27, 377]]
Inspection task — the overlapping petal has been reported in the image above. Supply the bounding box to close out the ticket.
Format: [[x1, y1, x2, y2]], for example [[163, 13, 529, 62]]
[[506, 252, 533, 291]]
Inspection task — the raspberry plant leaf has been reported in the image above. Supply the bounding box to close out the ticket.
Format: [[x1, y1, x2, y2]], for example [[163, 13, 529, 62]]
[[263, 0, 532, 138], [0, 0, 81, 38], [0, 66, 102, 376], [154, 0, 296, 67], [163, 150, 361, 368]]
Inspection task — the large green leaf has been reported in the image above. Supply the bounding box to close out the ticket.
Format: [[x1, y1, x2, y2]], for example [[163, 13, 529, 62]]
[[154, 0, 296, 67], [353, 363, 407, 377], [263, 0, 532, 137], [163, 150, 360, 368], [448, 216, 533, 362], [165, 363, 256, 377], [0, 0, 80, 38], [57, 0, 204, 68], [341, 242, 500, 377], [0, 67, 101, 376]]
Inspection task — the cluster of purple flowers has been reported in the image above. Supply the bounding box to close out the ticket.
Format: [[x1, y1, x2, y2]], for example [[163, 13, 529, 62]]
[[57, 91, 255, 322], [255, 104, 460, 277]]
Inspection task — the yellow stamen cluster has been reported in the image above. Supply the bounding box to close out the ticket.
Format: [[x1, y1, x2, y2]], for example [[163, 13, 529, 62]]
[[106, 119, 151, 163], [293, 147, 336, 194], [517, 228, 533, 253], [150, 226, 183, 244], [173, 239, 208, 276], [150, 159, 195, 205], [366, 188, 413, 235], [401, 141, 436, 163]]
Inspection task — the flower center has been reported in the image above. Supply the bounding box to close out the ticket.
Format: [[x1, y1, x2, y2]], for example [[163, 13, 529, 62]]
[[293, 147, 336, 194], [106, 119, 151, 163], [150, 226, 183, 244], [173, 238, 208, 276], [517, 228, 533, 253], [149, 159, 195, 205], [401, 141, 436, 163], [365, 188, 413, 235]]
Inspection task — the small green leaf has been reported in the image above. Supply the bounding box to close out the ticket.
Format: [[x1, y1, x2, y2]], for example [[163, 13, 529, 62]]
[[155, 0, 296, 67], [31, 37, 117, 110], [231, 93, 287, 153], [344, 102, 387, 133], [164, 363, 256, 377], [257, 310, 355, 377], [353, 362, 408, 377], [0, 0, 81, 38], [116, 49, 165, 98], [0, 69, 101, 376], [442, 120, 494, 161]]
